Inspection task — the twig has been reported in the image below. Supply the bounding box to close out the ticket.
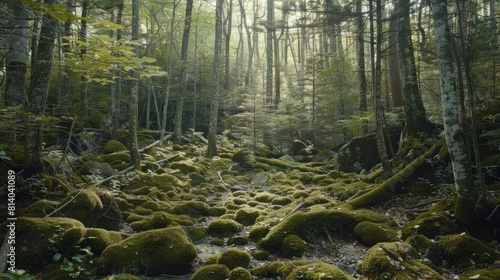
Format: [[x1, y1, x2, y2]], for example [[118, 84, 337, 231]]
[[486, 205, 499, 221], [44, 188, 84, 218], [156, 153, 181, 164]]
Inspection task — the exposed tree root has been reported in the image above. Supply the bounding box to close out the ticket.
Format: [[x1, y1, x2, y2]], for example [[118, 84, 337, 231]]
[[347, 139, 445, 209]]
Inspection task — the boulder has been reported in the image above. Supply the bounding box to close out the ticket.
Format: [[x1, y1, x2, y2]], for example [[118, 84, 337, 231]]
[[99, 227, 197, 275], [337, 134, 380, 173]]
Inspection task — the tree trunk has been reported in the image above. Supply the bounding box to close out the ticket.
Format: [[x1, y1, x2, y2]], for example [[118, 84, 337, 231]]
[[129, 0, 141, 170], [79, 0, 90, 124], [238, 0, 253, 86], [5, 1, 29, 107], [396, 0, 433, 136], [207, 0, 224, 157], [431, 0, 478, 224], [27, 0, 59, 171], [173, 0, 194, 144], [58, 5, 72, 115], [224, 0, 233, 91], [388, 17, 404, 107], [355, 0, 367, 113], [265, 0, 274, 105]]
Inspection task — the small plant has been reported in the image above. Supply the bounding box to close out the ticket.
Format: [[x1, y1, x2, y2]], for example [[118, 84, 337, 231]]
[[47, 237, 94, 270], [0, 269, 35, 280], [0, 150, 11, 161]]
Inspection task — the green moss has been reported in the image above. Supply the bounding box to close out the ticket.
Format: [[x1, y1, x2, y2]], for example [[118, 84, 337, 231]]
[[190, 264, 230, 280], [252, 249, 270, 260], [260, 208, 387, 251], [272, 196, 293, 206], [227, 236, 249, 246], [25, 199, 59, 217], [292, 190, 309, 199], [405, 234, 432, 255], [286, 262, 355, 280], [84, 228, 123, 256], [281, 234, 306, 258], [99, 227, 197, 275], [438, 234, 497, 269], [207, 218, 243, 238], [170, 160, 206, 174], [58, 227, 87, 249], [101, 153, 131, 164], [254, 192, 276, 203], [57, 188, 104, 227], [235, 208, 260, 226], [103, 274, 141, 280], [124, 172, 189, 193], [402, 199, 457, 239], [134, 206, 153, 215], [357, 242, 443, 280], [354, 221, 398, 246], [459, 268, 500, 280], [209, 206, 227, 216], [228, 267, 252, 280], [217, 248, 251, 270], [104, 140, 127, 154], [232, 150, 256, 168], [171, 201, 210, 216], [184, 226, 208, 243], [130, 211, 194, 232], [248, 225, 270, 241]]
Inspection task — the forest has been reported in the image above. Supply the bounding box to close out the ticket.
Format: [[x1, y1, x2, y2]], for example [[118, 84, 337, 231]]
[[0, 0, 499, 279]]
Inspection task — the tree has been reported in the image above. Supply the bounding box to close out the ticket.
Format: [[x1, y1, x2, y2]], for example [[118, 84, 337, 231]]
[[129, 0, 141, 169], [173, 0, 194, 144], [430, 0, 478, 223], [26, 0, 60, 171], [207, 0, 224, 157], [355, 0, 367, 113], [4, 1, 29, 107]]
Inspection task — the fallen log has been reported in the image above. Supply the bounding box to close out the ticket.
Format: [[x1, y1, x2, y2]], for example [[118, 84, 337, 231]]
[[347, 139, 445, 209]]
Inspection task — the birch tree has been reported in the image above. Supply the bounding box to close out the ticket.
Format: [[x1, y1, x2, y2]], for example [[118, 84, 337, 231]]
[[431, 0, 479, 223], [129, 0, 141, 169]]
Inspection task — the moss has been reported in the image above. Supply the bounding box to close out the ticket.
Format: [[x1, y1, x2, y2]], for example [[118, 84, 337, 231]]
[[190, 264, 230, 280], [405, 234, 432, 255], [254, 192, 276, 203], [134, 206, 153, 215], [124, 172, 189, 193], [184, 226, 208, 243], [58, 227, 87, 249], [357, 242, 443, 280], [25, 199, 59, 217], [292, 190, 309, 199], [286, 262, 355, 280], [459, 268, 500, 280], [58, 188, 104, 227], [209, 206, 227, 216], [252, 249, 270, 260], [272, 196, 293, 206], [402, 199, 457, 239], [84, 228, 123, 256], [207, 218, 243, 238], [101, 153, 131, 164], [104, 140, 127, 154], [217, 248, 251, 270], [99, 227, 197, 275], [260, 208, 387, 251], [171, 201, 210, 216], [210, 238, 225, 246], [248, 225, 270, 241], [281, 234, 306, 258], [438, 234, 497, 269], [232, 150, 256, 168], [103, 274, 141, 280], [227, 236, 249, 246], [354, 221, 398, 246], [234, 208, 260, 226], [5, 217, 84, 273], [170, 160, 206, 174], [228, 267, 252, 280]]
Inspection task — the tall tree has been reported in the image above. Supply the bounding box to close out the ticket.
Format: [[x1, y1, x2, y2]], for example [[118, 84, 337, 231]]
[[355, 0, 367, 113], [207, 0, 224, 157], [396, 0, 433, 136], [26, 0, 60, 171], [4, 1, 29, 107], [431, 0, 479, 223], [265, 0, 274, 104], [129, 0, 141, 169], [79, 0, 90, 123], [173, 0, 194, 143]]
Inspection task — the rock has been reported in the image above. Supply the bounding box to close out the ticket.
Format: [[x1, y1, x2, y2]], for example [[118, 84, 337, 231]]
[[207, 218, 243, 238], [228, 267, 252, 280], [190, 264, 230, 280], [217, 248, 251, 270], [104, 140, 127, 154], [281, 235, 306, 258], [286, 262, 355, 280], [235, 208, 260, 226], [103, 274, 141, 280], [337, 134, 380, 173], [250, 172, 271, 186], [83, 228, 123, 256], [290, 140, 307, 156], [57, 189, 104, 227], [98, 227, 197, 275]]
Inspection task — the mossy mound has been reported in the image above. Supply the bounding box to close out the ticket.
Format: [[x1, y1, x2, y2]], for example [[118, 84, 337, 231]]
[[104, 140, 127, 154], [227, 236, 249, 246], [124, 172, 189, 193], [251, 260, 309, 278], [101, 153, 131, 164], [190, 264, 230, 280], [7, 217, 85, 272], [286, 262, 355, 280], [217, 248, 251, 269], [207, 218, 243, 237], [228, 267, 252, 280], [57, 188, 104, 227], [438, 234, 497, 269], [99, 227, 197, 275], [103, 274, 141, 280], [83, 228, 123, 256], [252, 249, 270, 260], [281, 234, 306, 258], [401, 199, 457, 239], [170, 160, 206, 174], [248, 225, 270, 241], [459, 268, 500, 280], [357, 242, 443, 280], [354, 221, 399, 246], [234, 208, 260, 226], [25, 199, 59, 217], [232, 149, 256, 168], [260, 208, 387, 251], [171, 201, 210, 216], [130, 211, 194, 232]]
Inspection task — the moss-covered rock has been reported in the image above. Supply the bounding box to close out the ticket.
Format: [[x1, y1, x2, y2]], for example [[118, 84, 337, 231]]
[[281, 234, 306, 258], [227, 236, 249, 246], [217, 248, 251, 270], [357, 242, 443, 280], [228, 267, 252, 280], [25, 199, 59, 217], [248, 225, 270, 241], [260, 208, 387, 251], [170, 160, 206, 174], [130, 211, 194, 232], [103, 274, 141, 280], [83, 228, 123, 256], [252, 249, 270, 260], [171, 201, 210, 216], [207, 218, 243, 238], [57, 188, 104, 227], [401, 200, 457, 239], [232, 149, 256, 168], [459, 268, 500, 280], [190, 264, 230, 280], [286, 262, 355, 280], [99, 227, 197, 275], [104, 140, 127, 154], [354, 221, 398, 246], [6, 217, 84, 273], [438, 234, 497, 269], [234, 208, 260, 226]]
